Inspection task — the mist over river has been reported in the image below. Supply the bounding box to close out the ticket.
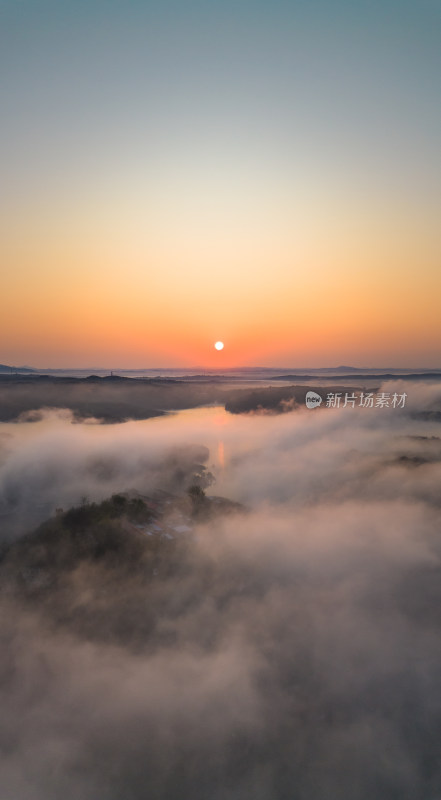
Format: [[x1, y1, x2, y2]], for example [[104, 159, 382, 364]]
[[1, 386, 441, 799]]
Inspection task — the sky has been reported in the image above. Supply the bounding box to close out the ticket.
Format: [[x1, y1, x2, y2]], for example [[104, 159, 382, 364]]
[[1, 0, 441, 368]]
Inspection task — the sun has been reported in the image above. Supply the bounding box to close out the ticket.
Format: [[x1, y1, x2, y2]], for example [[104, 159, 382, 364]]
[[214, 341, 224, 351]]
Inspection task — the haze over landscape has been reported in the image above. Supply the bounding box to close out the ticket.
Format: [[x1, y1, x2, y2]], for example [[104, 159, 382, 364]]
[[1, 1, 441, 798], [2, 388, 441, 799]]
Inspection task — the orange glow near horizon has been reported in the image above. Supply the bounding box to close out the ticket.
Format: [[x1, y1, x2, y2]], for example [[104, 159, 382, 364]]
[[2, 182, 441, 369], [1, 115, 440, 369], [2, 127, 441, 369]]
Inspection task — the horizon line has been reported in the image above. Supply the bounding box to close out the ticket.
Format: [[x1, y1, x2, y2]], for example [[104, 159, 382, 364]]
[[3, 364, 441, 373]]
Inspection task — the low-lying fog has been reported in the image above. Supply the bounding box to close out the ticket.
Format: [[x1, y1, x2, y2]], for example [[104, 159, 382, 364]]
[[1, 380, 441, 799]]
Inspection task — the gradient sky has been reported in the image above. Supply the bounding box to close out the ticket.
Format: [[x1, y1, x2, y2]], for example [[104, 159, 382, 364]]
[[1, 0, 440, 368]]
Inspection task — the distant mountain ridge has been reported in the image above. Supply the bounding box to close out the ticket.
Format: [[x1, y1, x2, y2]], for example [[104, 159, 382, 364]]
[[1, 363, 439, 377], [0, 364, 35, 373]]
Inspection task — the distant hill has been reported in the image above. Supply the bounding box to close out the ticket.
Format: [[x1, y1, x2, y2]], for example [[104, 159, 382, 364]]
[[0, 364, 35, 373], [225, 384, 363, 414]]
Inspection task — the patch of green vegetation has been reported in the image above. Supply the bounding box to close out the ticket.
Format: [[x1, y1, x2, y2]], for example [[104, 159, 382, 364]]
[[3, 495, 157, 580], [63, 494, 151, 531], [187, 484, 208, 519]]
